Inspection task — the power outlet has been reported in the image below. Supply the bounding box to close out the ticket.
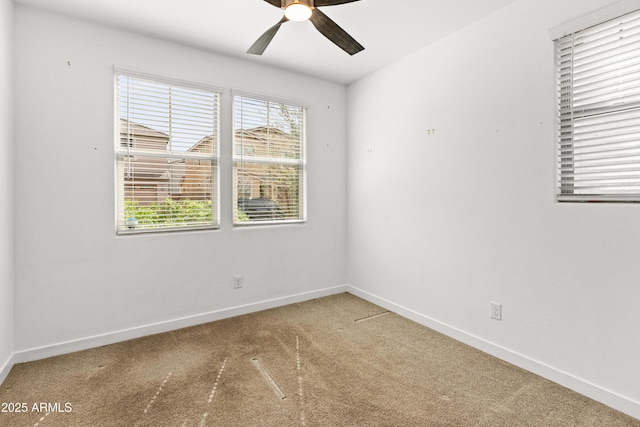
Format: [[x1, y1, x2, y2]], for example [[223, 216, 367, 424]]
[[233, 275, 243, 289], [490, 302, 502, 320]]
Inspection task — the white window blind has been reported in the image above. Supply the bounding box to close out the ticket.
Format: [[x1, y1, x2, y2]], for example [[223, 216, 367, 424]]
[[233, 94, 306, 224], [115, 72, 220, 233], [556, 8, 640, 201]]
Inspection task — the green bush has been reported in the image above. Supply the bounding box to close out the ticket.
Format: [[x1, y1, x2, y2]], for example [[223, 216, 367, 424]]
[[124, 199, 213, 228], [236, 208, 250, 222]]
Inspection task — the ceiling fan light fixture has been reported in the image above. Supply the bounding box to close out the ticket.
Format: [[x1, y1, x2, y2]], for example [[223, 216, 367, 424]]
[[247, 0, 364, 56], [284, 3, 312, 21]]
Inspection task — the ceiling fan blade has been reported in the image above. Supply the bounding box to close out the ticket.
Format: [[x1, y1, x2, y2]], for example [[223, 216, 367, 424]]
[[314, 0, 360, 6], [309, 8, 364, 55], [262, 0, 282, 7], [247, 16, 289, 55]]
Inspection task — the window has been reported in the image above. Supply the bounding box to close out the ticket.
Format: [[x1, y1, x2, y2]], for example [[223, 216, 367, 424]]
[[115, 70, 220, 233], [233, 94, 306, 224], [555, 8, 640, 201]]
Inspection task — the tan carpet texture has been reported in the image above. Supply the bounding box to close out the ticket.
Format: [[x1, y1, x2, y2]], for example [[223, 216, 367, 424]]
[[1, 293, 638, 426]]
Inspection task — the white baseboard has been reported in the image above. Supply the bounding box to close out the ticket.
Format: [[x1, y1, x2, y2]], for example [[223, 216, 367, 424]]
[[346, 285, 640, 421], [0, 353, 14, 386], [12, 285, 348, 365]]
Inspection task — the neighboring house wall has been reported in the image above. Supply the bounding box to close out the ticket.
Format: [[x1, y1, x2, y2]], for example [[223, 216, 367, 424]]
[[179, 159, 212, 201], [119, 119, 173, 204], [180, 134, 215, 201], [13, 4, 347, 357], [0, 0, 14, 382], [347, 0, 640, 419], [233, 127, 300, 209]]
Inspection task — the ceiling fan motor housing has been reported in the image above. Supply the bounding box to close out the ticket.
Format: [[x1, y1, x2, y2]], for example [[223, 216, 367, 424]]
[[283, 0, 314, 8]]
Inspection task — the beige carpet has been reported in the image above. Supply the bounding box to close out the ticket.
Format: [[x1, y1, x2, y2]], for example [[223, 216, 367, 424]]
[[1, 293, 638, 426]]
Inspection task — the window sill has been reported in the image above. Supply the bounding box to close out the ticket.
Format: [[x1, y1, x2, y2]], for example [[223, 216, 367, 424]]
[[116, 224, 220, 236]]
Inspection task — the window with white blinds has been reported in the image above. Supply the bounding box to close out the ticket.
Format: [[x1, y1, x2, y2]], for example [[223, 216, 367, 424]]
[[233, 94, 306, 224], [115, 71, 220, 233], [555, 8, 640, 201]]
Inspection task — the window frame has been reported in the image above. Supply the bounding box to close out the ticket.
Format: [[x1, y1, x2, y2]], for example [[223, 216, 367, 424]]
[[114, 67, 222, 234], [553, 5, 640, 202], [232, 91, 307, 226]]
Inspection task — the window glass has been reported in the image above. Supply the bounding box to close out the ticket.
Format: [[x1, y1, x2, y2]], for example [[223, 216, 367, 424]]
[[555, 8, 640, 201], [233, 94, 306, 224], [115, 73, 220, 233]]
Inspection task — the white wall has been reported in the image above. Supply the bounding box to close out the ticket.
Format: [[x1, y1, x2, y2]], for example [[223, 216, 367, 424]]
[[0, 0, 14, 382], [13, 5, 347, 355], [347, 0, 640, 419]]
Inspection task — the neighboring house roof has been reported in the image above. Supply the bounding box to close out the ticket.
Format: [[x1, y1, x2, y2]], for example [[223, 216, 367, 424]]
[[235, 126, 297, 143], [188, 126, 297, 155], [119, 118, 169, 142], [188, 134, 215, 154]]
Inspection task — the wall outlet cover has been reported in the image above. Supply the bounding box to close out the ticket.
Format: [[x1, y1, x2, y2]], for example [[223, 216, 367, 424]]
[[490, 302, 502, 320]]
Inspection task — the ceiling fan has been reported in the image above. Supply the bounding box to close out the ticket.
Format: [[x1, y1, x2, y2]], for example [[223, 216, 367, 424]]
[[248, 0, 364, 56]]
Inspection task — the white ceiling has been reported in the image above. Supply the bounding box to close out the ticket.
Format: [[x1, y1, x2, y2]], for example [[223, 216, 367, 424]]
[[14, 0, 519, 84]]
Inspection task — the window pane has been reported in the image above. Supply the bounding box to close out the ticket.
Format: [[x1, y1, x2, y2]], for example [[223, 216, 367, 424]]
[[233, 161, 302, 222], [233, 94, 305, 224], [556, 8, 640, 201], [116, 73, 220, 232], [116, 156, 217, 230]]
